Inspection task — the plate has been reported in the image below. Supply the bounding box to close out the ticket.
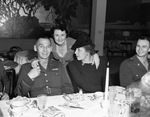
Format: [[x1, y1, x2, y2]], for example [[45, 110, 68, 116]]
[[8, 105, 29, 117], [40, 106, 65, 117], [7, 96, 31, 106]]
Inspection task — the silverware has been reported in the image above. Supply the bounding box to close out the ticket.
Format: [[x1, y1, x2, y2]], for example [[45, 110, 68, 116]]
[[68, 106, 84, 109], [58, 105, 84, 109], [30, 100, 38, 108]]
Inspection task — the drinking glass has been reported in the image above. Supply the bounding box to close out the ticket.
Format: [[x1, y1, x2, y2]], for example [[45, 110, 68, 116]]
[[37, 94, 47, 110]]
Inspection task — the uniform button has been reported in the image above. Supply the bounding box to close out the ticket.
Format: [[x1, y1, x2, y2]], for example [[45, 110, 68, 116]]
[[136, 75, 138, 77], [137, 64, 140, 66], [46, 80, 48, 82], [56, 73, 58, 75], [46, 86, 49, 88], [45, 74, 47, 76]]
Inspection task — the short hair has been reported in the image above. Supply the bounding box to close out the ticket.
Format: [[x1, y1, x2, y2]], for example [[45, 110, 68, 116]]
[[50, 19, 68, 36], [138, 36, 150, 42], [137, 36, 150, 46], [36, 36, 52, 46], [51, 24, 68, 35]]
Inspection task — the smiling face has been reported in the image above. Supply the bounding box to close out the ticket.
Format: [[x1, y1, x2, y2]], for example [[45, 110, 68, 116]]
[[75, 47, 89, 61], [34, 38, 52, 60], [53, 29, 67, 45], [136, 39, 150, 57]]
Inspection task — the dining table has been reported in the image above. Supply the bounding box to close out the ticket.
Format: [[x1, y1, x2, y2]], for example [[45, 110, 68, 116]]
[[0, 92, 145, 117], [0, 86, 150, 117], [0, 93, 116, 117]]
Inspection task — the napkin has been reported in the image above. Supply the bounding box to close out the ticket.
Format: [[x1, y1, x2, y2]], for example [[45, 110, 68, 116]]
[[40, 106, 65, 117], [63, 93, 85, 102]]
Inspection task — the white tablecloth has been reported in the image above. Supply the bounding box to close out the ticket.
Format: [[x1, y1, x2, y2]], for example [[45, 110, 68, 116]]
[[0, 93, 111, 117]]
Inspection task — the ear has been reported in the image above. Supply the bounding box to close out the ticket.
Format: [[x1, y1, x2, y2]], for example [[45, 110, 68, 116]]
[[34, 45, 37, 51]]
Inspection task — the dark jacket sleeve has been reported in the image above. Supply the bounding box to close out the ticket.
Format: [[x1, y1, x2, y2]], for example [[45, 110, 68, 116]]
[[119, 60, 132, 87], [0, 62, 10, 94], [60, 63, 74, 94], [15, 64, 34, 96], [67, 63, 79, 93]]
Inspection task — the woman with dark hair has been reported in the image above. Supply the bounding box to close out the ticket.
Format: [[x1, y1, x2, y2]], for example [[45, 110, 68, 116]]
[[31, 20, 100, 87], [50, 20, 76, 65], [67, 32, 107, 93], [50, 19, 100, 68]]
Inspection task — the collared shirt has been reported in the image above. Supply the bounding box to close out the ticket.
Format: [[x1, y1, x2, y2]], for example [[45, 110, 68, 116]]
[[120, 55, 150, 87], [50, 37, 76, 65]]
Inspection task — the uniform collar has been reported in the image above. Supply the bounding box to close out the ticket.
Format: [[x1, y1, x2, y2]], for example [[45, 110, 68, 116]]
[[39, 53, 57, 72], [131, 55, 141, 63], [131, 54, 150, 71]]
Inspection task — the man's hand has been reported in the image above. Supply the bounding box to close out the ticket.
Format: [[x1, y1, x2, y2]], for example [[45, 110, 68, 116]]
[[31, 59, 40, 68], [28, 67, 41, 80]]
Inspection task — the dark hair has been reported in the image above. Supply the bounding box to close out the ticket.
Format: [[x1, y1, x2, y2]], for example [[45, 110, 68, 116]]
[[36, 36, 52, 46], [138, 36, 150, 42], [50, 19, 68, 36], [137, 36, 150, 47]]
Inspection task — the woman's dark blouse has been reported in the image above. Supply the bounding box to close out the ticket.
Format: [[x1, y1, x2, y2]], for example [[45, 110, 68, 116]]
[[67, 56, 107, 93]]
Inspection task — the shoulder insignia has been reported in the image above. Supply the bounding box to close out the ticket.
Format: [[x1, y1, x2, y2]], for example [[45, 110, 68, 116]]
[[129, 57, 134, 61], [124, 57, 133, 63]]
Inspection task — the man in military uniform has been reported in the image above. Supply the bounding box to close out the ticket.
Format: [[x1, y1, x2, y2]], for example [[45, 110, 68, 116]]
[[15, 37, 73, 97], [120, 36, 150, 87]]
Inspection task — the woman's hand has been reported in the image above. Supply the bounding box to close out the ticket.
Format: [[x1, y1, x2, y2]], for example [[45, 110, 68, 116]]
[[92, 53, 100, 69], [1, 93, 9, 100]]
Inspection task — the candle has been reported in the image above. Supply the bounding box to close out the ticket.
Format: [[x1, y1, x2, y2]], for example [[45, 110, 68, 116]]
[[105, 62, 109, 100]]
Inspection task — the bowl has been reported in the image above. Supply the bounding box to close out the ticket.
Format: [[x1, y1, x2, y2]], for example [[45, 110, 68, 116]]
[[9, 100, 28, 116], [94, 92, 104, 98]]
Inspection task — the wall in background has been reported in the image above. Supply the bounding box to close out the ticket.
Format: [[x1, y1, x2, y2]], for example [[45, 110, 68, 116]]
[[106, 0, 141, 24], [0, 39, 36, 52], [105, 0, 150, 41]]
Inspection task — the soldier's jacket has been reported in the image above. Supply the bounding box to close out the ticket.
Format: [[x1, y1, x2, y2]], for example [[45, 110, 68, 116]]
[[119, 55, 150, 87]]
